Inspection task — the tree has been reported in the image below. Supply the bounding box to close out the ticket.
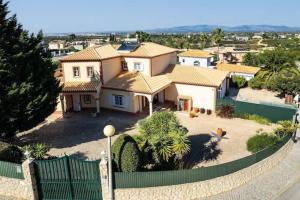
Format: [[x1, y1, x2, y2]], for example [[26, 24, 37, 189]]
[[68, 33, 76, 41], [272, 73, 300, 96], [112, 134, 141, 172], [137, 111, 190, 169], [242, 53, 260, 66], [135, 31, 151, 42], [231, 75, 248, 88], [199, 34, 209, 49], [211, 28, 225, 59], [0, 1, 61, 139]]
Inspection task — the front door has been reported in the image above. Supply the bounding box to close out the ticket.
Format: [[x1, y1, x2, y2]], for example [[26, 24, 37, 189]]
[[178, 99, 189, 111], [72, 94, 81, 111]]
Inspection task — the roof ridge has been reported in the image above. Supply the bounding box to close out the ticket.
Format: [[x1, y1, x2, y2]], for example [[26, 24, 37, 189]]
[[138, 73, 153, 93]]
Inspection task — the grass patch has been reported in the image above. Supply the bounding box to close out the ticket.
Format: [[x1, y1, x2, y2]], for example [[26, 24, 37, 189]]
[[247, 133, 279, 153], [238, 114, 272, 125]]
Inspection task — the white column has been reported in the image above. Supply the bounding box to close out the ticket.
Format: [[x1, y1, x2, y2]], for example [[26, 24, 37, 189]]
[[139, 96, 143, 112], [59, 94, 65, 117], [149, 100, 153, 116], [96, 98, 100, 114]]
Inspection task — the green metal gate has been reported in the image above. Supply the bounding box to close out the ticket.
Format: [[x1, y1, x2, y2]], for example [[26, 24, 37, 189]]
[[34, 156, 102, 200]]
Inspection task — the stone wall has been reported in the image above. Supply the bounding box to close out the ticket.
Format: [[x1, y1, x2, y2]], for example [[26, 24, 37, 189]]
[[111, 139, 293, 200], [0, 160, 37, 200]]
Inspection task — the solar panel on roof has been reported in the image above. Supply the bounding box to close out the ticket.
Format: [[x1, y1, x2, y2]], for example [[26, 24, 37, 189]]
[[117, 42, 140, 52]]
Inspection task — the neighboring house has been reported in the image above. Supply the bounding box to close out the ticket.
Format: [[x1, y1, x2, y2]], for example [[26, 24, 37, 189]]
[[204, 47, 258, 64], [48, 40, 71, 57], [216, 63, 260, 81], [58, 42, 228, 116], [178, 50, 214, 68]]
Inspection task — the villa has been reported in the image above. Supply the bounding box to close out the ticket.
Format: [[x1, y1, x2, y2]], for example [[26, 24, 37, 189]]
[[58, 41, 229, 116], [178, 50, 214, 68]]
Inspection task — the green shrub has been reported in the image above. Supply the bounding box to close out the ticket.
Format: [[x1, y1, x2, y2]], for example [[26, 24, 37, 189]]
[[239, 114, 271, 125], [217, 104, 235, 118], [247, 133, 279, 153], [0, 142, 23, 163], [248, 76, 265, 89], [112, 134, 141, 172], [273, 120, 298, 138], [21, 143, 50, 160], [232, 75, 247, 88]]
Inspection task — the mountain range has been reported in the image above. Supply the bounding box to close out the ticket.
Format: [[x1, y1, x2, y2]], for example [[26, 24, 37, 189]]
[[147, 25, 300, 33]]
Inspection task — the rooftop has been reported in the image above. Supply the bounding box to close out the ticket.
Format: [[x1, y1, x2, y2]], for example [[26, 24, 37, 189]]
[[165, 64, 228, 87], [62, 81, 100, 93], [216, 63, 260, 74], [178, 50, 213, 58], [60, 42, 177, 61], [102, 72, 172, 94]]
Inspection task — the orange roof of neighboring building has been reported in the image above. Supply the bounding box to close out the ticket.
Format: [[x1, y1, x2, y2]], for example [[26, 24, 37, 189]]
[[216, 63, 260, 74], [178, 50, 213, 58], [62, 82, 101, 93], [60, 42, 177, 61], [60, 45, 119, 61], [102, 72, 172, 94], [165, 64, 229, 87], [120, 42, 177, 57]]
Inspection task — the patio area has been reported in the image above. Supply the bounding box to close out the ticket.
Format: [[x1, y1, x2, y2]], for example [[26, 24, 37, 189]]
[[16, 110, 275, 167]]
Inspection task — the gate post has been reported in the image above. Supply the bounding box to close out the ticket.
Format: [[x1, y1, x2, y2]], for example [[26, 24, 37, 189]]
[[100, 158, 109, 200], [22, 159, 39, 200]]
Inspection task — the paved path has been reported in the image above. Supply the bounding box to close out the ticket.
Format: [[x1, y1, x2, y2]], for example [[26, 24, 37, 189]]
[[199, 127, 300, 200]]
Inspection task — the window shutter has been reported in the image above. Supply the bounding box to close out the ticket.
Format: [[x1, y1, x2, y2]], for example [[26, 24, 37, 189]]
[[109, 95, 114, 106], [123, 96, 128, 108]]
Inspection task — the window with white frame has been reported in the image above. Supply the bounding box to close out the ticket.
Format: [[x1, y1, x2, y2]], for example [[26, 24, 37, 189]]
[[73, 66, 80, 77], [87, 66, 94, 77], [133, 62, 143, 71], [113, 94, 125, 107]]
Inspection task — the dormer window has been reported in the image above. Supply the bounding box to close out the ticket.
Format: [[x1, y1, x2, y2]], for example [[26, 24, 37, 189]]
[[134, 62, 143, 71], [73, 66, 80, 78]]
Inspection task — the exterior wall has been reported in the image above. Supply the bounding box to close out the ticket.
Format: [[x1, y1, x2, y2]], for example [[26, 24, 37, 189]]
[[102, 57, 122, 84], [0, 160, 37, 200], [80, 94, 97, 108], [218, 79, 227, 98], [113, 139, 293, 200], [152, 52, 177, 76], [178, 56, 211, 68], [124, 57, 151, 76], [100, 89, 139, 113], [62, 61, 101, 82], [165, 83, 216, 110], [230, 72, 255, 81]]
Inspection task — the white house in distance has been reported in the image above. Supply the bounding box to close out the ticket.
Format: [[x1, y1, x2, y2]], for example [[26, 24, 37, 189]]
[[216, 63, 260, 81], [58, 42, 229, 116], [178, 50, 214, 68]]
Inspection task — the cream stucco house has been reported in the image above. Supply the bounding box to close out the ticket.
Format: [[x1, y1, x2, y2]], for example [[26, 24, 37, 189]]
[[216, 63, 260, 81], [58, 42, 229, 116], [178, 50, 214, 68]]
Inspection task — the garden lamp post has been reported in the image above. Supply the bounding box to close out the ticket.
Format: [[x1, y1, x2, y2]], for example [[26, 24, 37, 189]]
[[103, 125, 115, 200]]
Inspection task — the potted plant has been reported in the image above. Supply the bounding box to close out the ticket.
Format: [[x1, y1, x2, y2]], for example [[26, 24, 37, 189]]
[[193, 107, 200, 113], [200, 108, 205, 114], [207, 109, 212, 115], [217, 128, 223, 137]]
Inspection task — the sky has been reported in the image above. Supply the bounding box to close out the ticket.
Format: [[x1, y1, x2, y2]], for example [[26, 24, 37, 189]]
[[7, 0, 300, 34]]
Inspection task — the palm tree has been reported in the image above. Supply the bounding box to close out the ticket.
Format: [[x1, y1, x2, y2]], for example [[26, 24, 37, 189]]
[[199, 34, 208, 49], [137, 111, 191, 167], [212, 28, 225, 60]]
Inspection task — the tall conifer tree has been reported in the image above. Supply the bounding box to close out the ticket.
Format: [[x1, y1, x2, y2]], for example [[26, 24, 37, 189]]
[[0, 0, 60, 138]]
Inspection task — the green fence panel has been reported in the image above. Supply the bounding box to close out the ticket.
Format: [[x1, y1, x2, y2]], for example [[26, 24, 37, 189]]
[[114, 134, 292, 189], [216, 98, 297, 123], [0, 160, 24, 179]]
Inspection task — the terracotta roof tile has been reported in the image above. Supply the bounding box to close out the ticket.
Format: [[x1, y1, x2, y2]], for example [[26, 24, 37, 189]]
[[217, 63, 260, 74], [62, 82, 101, 92], [102, 72, 172, 94], [178, 50, 213, 58], [165, 64, 228, 87]]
